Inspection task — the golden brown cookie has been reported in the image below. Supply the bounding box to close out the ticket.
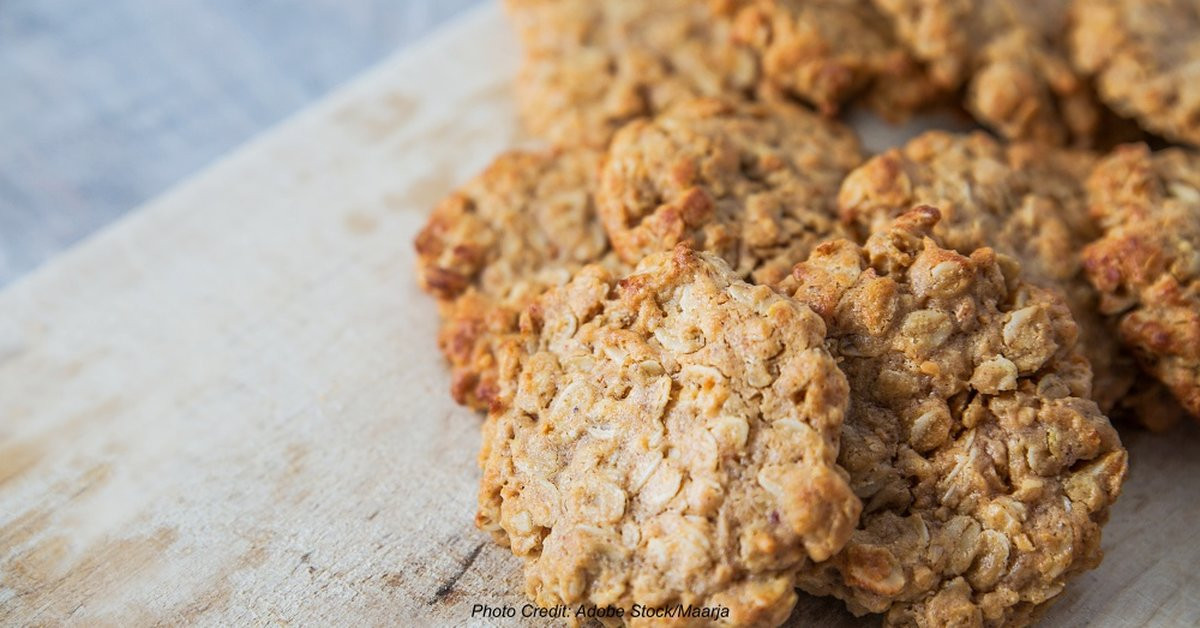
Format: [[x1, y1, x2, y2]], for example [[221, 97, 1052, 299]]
[[790, 207, 1128, 627], [477, 246, 860, 625], [1082, 144, 1200, 420], [413, 148, 619, 410], [505, 0, 944, 148], [876, 0, 1100, 144], [837, 130, 1138, 418], [506, 0, 757, 148], [721, 0, 945, 120], [598, 98, 862, 288], [1071, 0, 1200, 147]]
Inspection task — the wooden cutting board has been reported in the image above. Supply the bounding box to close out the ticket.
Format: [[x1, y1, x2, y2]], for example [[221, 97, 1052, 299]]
[[1, 4, 1197, 626]]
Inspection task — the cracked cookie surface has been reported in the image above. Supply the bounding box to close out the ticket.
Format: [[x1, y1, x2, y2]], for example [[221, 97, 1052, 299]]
[[837, 130, 1138, 417], [477, 246, 860, 625], [1071, 0, 1200, 147], [413, 148, 618, 410], [790, 207, 1127, 627], [876, 0, 1099, 144], [1082, 144, 1200, 420], [598, 98, 862, 288]]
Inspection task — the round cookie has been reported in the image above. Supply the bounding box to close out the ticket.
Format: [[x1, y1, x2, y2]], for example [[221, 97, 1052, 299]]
[[721, 0, 945, 120], [790, 207, 1128, 627], [1082, 144, 1200, 420], [837, 130, 1137, 417], [875, 0, 1100, 144], [506, 0, 757, 148], [477, 246, 860, 625], [1071, 0, 1200, 147], [413, 147, 617, 410], [598, 98, 863, 288]]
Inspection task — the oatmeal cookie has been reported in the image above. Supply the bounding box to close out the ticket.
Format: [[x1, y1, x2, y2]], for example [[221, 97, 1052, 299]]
[[1071, 0, 1200, 147], [876, 0, 1099, 144], [413, 148, 617, 410], [598, 98, 862, 288], [506, 0, 942, 148], [1082, 144, 1200, 419], [477, 246, 860, 625], [837, 130, 1136, 416], [506, 0, 757, 148], [790, 207, 1128, 627], [721, 0, 945, 120]]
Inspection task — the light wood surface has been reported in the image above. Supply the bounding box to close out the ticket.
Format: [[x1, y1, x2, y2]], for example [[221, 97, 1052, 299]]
[[1, 4, 1197, 626], [0, 0, 481, 285]]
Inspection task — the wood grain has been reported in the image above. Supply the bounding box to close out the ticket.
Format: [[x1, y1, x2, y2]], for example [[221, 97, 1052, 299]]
[[0, 4, 1196, 626], [0, 0, 482, 285]]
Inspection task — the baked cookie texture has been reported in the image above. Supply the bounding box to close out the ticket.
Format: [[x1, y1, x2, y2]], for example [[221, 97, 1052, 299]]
[[477, 246, 860, 625], [875, 0, 1099, 144], [837, 130, 1138, 417], [598, 98, 863, 288], [790, 207, 1127, 627], [720, 0, 945, 120], [1082, 144, 1200, 420], [506, 0, 757, 148], [1071, 0, 1200, 147], [413, 148, 618, 410], [505, 0, 944, 148]]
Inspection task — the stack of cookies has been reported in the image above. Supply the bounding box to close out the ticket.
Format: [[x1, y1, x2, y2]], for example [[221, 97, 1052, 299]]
[[414, 1, 1200, 626]]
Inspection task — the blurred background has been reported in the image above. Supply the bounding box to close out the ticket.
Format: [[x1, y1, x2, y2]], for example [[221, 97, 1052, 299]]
[[0, 0, 483, 286]]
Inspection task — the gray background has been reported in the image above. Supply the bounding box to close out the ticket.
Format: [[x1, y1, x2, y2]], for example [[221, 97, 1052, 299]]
[[0, 0, 483, 285]]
